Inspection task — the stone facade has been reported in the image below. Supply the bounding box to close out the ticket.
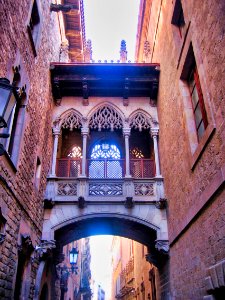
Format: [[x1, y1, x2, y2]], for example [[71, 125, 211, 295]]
[[0, 0, 63, 298], [137, 0, 225, 299]]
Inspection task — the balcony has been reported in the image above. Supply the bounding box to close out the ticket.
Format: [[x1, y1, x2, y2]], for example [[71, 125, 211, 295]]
[[45, 157, 164, 203], [56, 158, 155, 179]]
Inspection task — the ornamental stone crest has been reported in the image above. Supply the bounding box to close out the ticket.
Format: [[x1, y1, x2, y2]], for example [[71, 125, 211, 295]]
[[89, 106, 123, 131], [134, 183, 154, 196], [60, 112, 82, 131], [89, 183, 123, 196], [57, 183, 77, 196]]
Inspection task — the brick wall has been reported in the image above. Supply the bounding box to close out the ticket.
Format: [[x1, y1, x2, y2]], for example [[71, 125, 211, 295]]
[[0, 0, 62, 298], [143, 0, 225, 298]]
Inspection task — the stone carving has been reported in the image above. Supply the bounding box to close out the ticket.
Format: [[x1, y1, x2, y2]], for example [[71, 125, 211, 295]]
[[120, 40, 127, 63], [134, 183, 154, 196], [61, 112, 82, 131], [57, 183, 77, 196], [89, 106, 123, 131], [124, 197, 134, 208], [89, 183, 123, 196], [155, 198, 167, 209], [35, 240, 56, 260], [155, 240, 169, 254], [204, 259, 225, 299], [130, 112, 153, 131]]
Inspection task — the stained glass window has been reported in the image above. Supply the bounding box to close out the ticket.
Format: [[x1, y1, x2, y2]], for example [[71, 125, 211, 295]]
[[89, 143, 122, 178], [130, 147, 144, 159], [67, 146, 82, 158], [91, 144, 121, 159]]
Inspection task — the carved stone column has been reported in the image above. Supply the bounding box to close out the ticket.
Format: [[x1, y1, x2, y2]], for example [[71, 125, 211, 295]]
[[123, 126, 131, 177], [81, 127, 89, 177], [151, 128, 161, 177], [50, 128, 60, 177]]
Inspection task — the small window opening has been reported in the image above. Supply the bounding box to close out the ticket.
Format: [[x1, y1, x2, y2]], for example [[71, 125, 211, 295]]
[[171, 0, 185, 38], [27, 0, 40, 56], [35, 156, 41, 189]]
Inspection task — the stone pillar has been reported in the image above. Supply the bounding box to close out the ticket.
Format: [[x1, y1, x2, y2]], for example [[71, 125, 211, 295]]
[[50, 128, 60, 177], [81, 127, 89, 177], [123, 127, 131, 177], [151, 128, 161, 177]]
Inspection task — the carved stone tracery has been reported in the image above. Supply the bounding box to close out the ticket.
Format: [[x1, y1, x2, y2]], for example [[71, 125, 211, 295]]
[[89, 183, 123, 196], [89, 106, 123, 131], [60, 112, 82, 131], [130, 112, 157, 131], [57, 183, 77, 196], [134, 183, 154, 196]]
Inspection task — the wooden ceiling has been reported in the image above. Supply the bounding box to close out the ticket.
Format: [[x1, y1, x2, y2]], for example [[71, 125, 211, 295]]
[[50, 62, 160, 104]]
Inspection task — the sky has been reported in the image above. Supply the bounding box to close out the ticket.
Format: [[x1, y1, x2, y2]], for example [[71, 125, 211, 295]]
[[90, 235, 113, 300], [83, 0, 140, 61]]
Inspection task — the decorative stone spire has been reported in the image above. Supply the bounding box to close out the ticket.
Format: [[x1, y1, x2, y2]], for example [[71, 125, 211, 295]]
[[120, 40, 127, 63], [84, 39, 92, 62]]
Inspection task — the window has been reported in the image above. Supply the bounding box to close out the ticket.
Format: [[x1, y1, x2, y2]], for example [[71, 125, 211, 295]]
[[67, 146, 82, 158], [89, 143, 122, 178], [188, 65, 208, 141], [27, 0, 40, 57], [171, 0, 185, 38], [0, 90, 21, 163], [181, 44, 208, 142], [34, 156, 41, 189]]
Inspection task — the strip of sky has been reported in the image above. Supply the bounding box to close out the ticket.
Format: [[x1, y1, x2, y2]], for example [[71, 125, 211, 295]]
[[83, 0, 140, 62]]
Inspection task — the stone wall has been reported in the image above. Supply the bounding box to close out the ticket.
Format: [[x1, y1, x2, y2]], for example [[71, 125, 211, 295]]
[[0, 0, 62, 298], [141, 0, 225, 298]]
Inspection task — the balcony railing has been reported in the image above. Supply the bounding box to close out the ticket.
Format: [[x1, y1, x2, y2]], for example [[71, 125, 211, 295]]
[[56, 158, 82, 177], [130, 159, 155, 178], [87, 159, 125, 179], [56, 158, 155, 178]]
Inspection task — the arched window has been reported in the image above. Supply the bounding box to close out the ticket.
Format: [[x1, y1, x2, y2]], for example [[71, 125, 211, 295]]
[[91, 144, 120, 159], [130, 147, 144, 159], [89, 143, 122, 178], [67, 146, 82, 158]]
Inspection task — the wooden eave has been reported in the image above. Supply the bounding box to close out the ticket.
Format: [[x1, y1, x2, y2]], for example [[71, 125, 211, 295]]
[[50, 62, 160, 100], [62, 0, 85, 62]]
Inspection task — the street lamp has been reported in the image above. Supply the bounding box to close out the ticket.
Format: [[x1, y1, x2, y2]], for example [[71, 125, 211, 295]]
[[69, 247, 79, 274], [0, 78, 17, 128], [0, 78, 19, 156]]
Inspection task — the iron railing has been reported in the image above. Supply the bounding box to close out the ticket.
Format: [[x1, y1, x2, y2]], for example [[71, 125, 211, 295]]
[[87, 159, 125, 179], [56, 158, 155, 178], [130, 159, 155, 178], [56, 158, 82, 177]]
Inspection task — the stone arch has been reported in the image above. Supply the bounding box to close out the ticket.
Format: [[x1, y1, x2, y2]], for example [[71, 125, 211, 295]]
[[129, 109, 158, 131], [53, 109, 83, 131], [42, 205, 168, 248], [87, 102, 125, 131]]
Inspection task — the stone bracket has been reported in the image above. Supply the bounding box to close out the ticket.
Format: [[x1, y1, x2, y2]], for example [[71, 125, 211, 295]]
[[155, 198, 167, 209], [35, 240, 56, 260], [204, 259, 225, 298], [155, 240, 169, 254], [124, 197, 134, 208]]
